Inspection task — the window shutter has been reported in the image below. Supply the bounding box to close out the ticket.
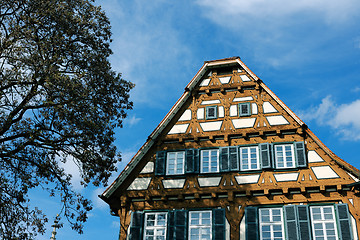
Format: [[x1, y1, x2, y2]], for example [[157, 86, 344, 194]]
[[129, 211, 143, 240], [284, 205, 299, 240], [239, 102, 251, 117], [296, 205, 311, 240], [219, 147, 230, 172], [155, 151, 166, 176], [294, 142, 307, 168], [168, 211, 175, 239], [245, 206, 259, 240], [212, 209, 226, 240], [259, 143, 272, 169], [229, 146, 239, 171], [174, 210, 187, 240], [336, 204, 353, 240], [185, 149, 199, 174]]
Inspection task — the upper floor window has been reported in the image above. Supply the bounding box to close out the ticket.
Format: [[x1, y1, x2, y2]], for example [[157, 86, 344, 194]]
[[189, 211, 212, 240], [143, 212, 167, 240], [274, 144, 295, 169], [200, 149, 219, 173], [310, 206, 338, 240], [239, 102, 251, 117], [206, 106, 217, 119], [240, 146, 260, 171], [166, 151, 185, 175], [259, 208, 284, 240]]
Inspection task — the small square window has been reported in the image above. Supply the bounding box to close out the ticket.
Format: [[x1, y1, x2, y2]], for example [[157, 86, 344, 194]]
[[206, 106, 217, 119], [239, 102, 251, 117]]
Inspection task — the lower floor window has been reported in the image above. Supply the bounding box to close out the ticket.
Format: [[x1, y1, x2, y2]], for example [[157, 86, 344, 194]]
[[310, 206, 338, 240], [144, 212, 167, 240], [189, 211, 212, 240], [259, 208, 284, 240]]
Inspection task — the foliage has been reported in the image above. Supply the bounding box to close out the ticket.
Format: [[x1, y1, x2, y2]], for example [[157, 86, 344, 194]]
[[0, 0, 133, 238]]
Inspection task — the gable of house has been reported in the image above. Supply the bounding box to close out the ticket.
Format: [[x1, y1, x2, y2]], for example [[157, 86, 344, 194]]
[[101, 57, 360, 240]]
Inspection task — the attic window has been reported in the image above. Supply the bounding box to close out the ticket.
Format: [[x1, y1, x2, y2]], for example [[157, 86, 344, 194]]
[[239, 103, 251, 117], [206, 106, 217, 119]]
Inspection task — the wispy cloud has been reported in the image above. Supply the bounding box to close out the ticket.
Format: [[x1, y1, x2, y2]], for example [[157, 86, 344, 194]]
[[300, 96, 360, 140], [59, 156, 83, 191], [125, 115, 142, 127]]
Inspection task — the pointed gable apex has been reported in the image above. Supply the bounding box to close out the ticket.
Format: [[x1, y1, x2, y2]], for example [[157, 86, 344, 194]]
[[101, 57, 359, 201]]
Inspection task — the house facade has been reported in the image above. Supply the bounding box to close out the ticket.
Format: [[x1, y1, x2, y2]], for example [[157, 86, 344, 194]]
[[101, 57, 360, 240]]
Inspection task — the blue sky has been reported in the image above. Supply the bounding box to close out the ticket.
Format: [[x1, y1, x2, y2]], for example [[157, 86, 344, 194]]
[[37, 0, 360, 239]]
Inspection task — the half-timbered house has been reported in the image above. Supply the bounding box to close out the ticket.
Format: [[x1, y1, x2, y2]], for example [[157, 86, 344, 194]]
[[100, 57, 360, 240]]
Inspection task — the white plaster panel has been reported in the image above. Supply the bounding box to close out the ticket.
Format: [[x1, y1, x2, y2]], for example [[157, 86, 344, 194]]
[[199, 121, 223, 132], [218, 106, 225, 118], [240, 215, 245, 240], [311, 166, 339, 179], [226, 218, 230, 240], [308, 150, 325, 163], [348, 172, 360, 182], [219, 76, 231, 84], [240, 75, 251, 82], [168, 124, 189, 134], [162, 179, 185, 189], [266, 115, 289, 125], [237, 68, 243, 72], [273, 172, 299, 182], [233, 96, 253, 102], [127, 177, 151, 190], [230, 105, 237, 116], [201, 100, 221, 105], [198, 177, 222, 187], [235, 174, 260, 185], [200, 78, 210, 86], [251, 103, 258, 114], [232, 118, 256, 129], [178, 109, 192, 121], [197, 108, 204, 120], [140, 162, 154, 174], [263, 102, 278, 113], [351, 214, 359, 240]]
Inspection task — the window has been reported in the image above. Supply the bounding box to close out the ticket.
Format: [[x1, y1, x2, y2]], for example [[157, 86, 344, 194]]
[[259, 208, 285, 240], [240, 146, 260, 171], [274, 144, 295, 169], [206, 106, 217, 119], [201, 149, 219, 173], [143, 212, 167, 240], [310, 206, 338, 240], [166, 151, 185, 175], [189, 211, 212, 240], [239, 102, 251, 117]]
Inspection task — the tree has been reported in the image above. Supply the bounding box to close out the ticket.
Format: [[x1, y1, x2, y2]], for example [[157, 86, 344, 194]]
[[0, 0, 133, 238]]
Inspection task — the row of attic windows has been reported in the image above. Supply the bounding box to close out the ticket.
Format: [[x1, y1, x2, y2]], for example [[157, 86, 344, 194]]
[[206, 102, 251, 120], [155, 142, 306, 176]]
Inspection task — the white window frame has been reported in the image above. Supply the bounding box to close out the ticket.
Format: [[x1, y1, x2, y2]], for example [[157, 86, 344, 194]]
[[310, 206, 338, 240], [143, 212, 167, 240], [188, 211, 212, 240], [200, 149, 219, 173], [166, 151, 185, 175], [259, 208, 285, 240], [206, 106, 217, 120], [239, 146, 260, 171], [274, 144, 295, 169]]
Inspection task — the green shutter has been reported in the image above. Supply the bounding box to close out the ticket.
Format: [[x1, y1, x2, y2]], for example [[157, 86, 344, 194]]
[[245, 206, 259, 240], [284, 205, 299, 240], [294, 142, 307, 168], [259, 143, 272, 169], [212, 209, 226, 240], [129, 211, 143, 240], [336, 204, 353, 240], [185, 149, 199, 174], [296, 205, 311, 240], [229, 146, 239, 171], [219, 147, 230, 172], [155, 151, 166, 175], [174, 210, 187, 240], [168, 211, 175, 239]]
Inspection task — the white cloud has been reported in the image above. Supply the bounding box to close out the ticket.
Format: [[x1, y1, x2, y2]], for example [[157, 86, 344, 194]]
[[125, 115, 142, 127], [300, 96, 360, 140], [59, 156, 83, 191]]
